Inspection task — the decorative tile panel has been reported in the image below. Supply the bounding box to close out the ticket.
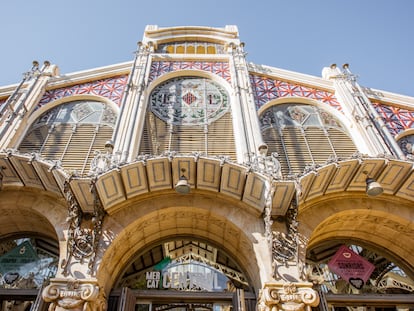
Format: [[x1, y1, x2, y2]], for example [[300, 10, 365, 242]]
[[149, 61, 231, 83], [372, 102, 414, 136], [38, 75, 128, 108], [249, 75, 341, 111]]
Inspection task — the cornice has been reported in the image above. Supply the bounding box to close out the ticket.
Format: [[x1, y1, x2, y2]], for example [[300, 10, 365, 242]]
[[144, 25, 239, 40], [45, 61, 132, 90]]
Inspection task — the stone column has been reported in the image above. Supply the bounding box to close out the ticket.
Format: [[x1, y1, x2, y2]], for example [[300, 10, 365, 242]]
[[257, 282, 319, 311], [42, 278, 106, 311]]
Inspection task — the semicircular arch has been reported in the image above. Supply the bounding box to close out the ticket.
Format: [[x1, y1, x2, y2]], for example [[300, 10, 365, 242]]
[[303, 206, 414, 279], [147, 69, 232, 96], [0, 189, 66, 241], [257, 97, 350, 129], [27, 94, 120, 127], [98, 201, 265, 295]]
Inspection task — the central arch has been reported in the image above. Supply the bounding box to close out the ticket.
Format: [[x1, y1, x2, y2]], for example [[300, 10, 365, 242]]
[[98, 197, 267, 295]]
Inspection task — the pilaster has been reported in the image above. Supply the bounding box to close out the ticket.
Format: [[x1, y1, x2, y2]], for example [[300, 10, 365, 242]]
[[323, 64, 404, 158], [0, 61, 59, 149], [112, 41, 152, 163], [228, 42, 267, 162]]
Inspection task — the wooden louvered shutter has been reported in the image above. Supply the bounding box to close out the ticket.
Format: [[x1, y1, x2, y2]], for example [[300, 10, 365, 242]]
[[18, 100, 116, 176], [207, 112, 236, 160], [170, 125, 205, 154], [261, 104, 357, 177], [328, 128, 357, 157], [139, 112, 236, 161]]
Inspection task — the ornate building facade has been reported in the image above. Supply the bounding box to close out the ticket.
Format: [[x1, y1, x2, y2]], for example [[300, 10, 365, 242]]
[[0, 25, 413, 311]]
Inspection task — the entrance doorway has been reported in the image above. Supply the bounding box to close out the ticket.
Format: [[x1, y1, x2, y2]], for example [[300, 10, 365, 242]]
[[109, 239, 256, 311], [109, 288, 256, 311]]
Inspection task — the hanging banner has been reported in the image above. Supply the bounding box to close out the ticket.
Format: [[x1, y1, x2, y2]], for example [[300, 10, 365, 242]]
[[328, 245, 375, 289]]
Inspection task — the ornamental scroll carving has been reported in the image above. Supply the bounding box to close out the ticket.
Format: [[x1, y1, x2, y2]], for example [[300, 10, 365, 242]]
[[61, 178, 105, 276], [42, 279, 106, 311], [257, 283, 319, 311]]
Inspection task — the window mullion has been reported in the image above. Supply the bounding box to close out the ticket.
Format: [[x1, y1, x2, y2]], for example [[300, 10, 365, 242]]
[[81, 125, 99, 175], [60, 124, 76, 162], [278, 127, 292, 176], [39, 125, 54, 154], [301, 127, 315, 165]]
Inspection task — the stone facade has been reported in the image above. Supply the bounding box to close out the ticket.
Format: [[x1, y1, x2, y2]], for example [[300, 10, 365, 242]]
[[0, 25, 413, 311]]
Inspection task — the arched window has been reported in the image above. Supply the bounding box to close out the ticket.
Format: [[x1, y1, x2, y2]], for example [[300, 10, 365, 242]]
[[18, 100, 117, 175], [397, 133, 414, 157], [260, 103, 357, 176], [139, 77, 236, 159]]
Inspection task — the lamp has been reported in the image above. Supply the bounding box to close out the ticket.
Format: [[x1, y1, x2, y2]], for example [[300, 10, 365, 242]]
[[365, 177, 383, 197], [175, 168, 190, 194]]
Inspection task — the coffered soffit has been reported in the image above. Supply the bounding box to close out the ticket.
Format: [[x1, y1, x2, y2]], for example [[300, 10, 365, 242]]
[[1, 152, 413, 219]]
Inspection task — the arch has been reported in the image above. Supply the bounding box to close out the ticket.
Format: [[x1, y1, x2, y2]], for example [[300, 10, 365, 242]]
[[0, 189, 64, 296], [97, 196, 266, 295], [139, 72, 236, 159], [0, 189, 66, 241], [147, 69, 232, 94], [258, 98, 357, 176], [257, 97, 350, 128], [197, 45, 206, 54], [27, 94, 120, 127], [300, 198, 414, 279], [186, 45, 195, 54], [18, 96, 119, 175], [395, 129, 414, 157]]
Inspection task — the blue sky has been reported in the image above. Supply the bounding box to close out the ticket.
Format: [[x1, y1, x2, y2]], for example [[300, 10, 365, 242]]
[[1, 0, 413, 97]]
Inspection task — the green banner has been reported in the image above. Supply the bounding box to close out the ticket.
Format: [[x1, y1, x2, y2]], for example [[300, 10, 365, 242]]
[[0, 241, 39, 275]]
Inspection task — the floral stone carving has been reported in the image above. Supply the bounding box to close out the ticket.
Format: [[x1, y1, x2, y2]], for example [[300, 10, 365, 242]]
[[258, 282, 319, 311], [42, 279, 106, 311]]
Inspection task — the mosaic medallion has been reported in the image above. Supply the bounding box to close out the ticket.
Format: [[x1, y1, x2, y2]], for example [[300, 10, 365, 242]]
[[150, 77, 229, 125]]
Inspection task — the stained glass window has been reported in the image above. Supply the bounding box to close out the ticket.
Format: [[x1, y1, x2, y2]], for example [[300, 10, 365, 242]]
[[149, 77, 229, 126]]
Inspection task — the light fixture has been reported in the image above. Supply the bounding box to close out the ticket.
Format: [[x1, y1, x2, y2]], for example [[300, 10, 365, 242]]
[[175, 168, 190, 194], [365, 177, 383, 197]]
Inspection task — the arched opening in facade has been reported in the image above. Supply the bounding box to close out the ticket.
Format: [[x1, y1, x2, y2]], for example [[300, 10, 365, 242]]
[[303, 204, 414, 310], [0, 190, 61, 311], [259, 102, 357, 177], [139, 76, 236, 160], [18, 99, 118, 176], [98, 202, 262, 311], [109, 238, 256, 311]]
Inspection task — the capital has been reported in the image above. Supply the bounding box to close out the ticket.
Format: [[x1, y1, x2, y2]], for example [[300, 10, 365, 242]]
[[257, 282, 319, 311], [42, 278, 106, 311]]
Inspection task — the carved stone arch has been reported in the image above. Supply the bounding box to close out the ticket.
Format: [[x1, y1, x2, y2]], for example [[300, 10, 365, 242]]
[[97, 200, 267, 295], [301, 200, 414, 280], [0, 188, 66, 241]]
